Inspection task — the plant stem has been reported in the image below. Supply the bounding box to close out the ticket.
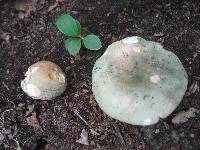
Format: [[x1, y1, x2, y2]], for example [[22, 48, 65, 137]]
[[79, 35, 84, 40]]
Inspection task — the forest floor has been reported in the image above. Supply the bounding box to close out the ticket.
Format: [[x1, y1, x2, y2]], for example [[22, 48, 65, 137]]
[[0, 0, 200, 149]]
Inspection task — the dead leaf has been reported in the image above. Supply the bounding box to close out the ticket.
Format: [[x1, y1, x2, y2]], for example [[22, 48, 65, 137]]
[[26, 104, 35, 116], [75, 53, 81, 61], [45, 144, 49, 150], [172, 107, 199, 124], [0, 133, 4, 144], [85, 55, 95, 61], [14, 0, 38, 18], [48, 0, 63, 12], [111, 36, 118, 43], [76, 129, 89, 145], [16, 103, 25, 111], [18, 12, 27, 19], [192, 52, 198, 61], [0, 32, 11, 43], [186, 81, 199, 96], [26, 112, 40, 127]]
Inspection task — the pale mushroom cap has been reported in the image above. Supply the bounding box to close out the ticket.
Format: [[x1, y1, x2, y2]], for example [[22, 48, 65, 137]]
[[21, 61, 67, 100], [92, 36, 188, 126]]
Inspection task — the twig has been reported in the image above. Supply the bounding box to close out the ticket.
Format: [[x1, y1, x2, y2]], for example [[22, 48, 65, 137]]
[[13, 139, 21, 150], [73, 109, 99, 135], [74, 109, 89, 126], [2, 82, 9, 91], [112, 122, 126, 147]]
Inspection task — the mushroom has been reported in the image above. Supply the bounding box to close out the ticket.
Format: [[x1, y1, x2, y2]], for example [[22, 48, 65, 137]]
[[21, 61, 67, 100], [92, 36, 188, 126]]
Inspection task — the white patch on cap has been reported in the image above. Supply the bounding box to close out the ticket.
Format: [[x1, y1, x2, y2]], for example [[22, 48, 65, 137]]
[[103, 51, 108, 56], [25, 67, 39, 76], [25, 68, 31, 76], [143, 118, 151, 125], [27, 84, 41, 97], [58, 73, 65, 83], [133, 47, 141, 53], [122, 36, 139, 44], [21, 75, 31, 92], [150, 75, 160, 83], [121, 96, 131, 108], [31, 67, 39, 74], [21, 80, 27, 92]]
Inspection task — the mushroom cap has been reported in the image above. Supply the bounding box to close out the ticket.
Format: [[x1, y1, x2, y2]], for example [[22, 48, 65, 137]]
[[92, 36, 188, 126], [21, 61, 67, 100]]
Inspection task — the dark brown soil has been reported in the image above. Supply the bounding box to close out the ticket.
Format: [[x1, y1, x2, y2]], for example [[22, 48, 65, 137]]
[[0, 0, 200, 149]]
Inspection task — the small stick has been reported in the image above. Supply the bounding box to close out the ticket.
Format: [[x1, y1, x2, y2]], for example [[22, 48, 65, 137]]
[[112, 122, 126, 147], [73, 109, 99, 135], [13, 139, 21, 150]]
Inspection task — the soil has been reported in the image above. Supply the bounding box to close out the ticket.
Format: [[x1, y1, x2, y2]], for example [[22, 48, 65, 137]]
[[0, 0, 200, 149]]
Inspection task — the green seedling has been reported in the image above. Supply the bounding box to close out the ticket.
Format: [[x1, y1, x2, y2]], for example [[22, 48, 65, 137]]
[[55, 14, 102, 56]]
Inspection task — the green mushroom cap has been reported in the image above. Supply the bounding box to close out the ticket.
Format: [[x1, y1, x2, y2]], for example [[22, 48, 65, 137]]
[[92, 36, 188, 126], [21, 61, 67, 100]]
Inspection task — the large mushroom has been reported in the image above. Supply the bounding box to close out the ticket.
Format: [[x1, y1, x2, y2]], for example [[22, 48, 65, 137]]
[[21, 61, 67, 100], [92, 36, 188, 126]]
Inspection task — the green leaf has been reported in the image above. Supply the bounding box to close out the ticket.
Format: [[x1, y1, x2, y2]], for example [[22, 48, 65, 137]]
[[55, 14, 81, 37], [64, 38, 81, 56], [75, 20, 81, 36], [83, 34, 102, 50]]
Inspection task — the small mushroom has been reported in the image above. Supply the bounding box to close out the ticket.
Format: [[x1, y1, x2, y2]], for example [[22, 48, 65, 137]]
[[21, 61, 67, 100], [92, 36, 188, 126]]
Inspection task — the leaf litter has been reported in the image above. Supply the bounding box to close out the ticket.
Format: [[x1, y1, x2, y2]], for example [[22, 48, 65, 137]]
[[186, 81, 199, 96], [76, 129, 89, 146], [172, 107, 199, 124], [14, 0, 38, 19]]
